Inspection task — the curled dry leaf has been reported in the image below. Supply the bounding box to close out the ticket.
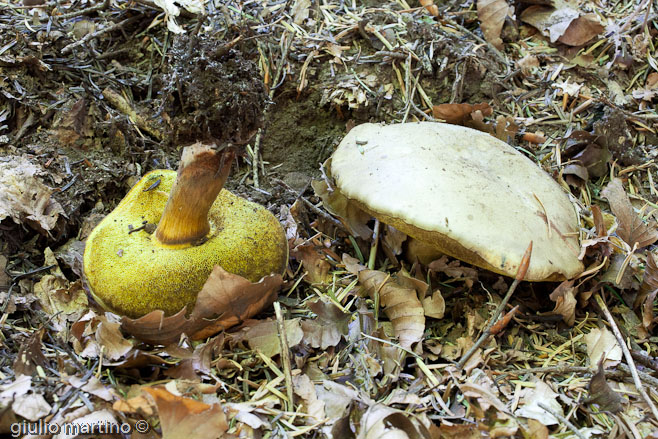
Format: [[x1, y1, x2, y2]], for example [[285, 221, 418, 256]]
[[292, 374, 326, 423], [291, 241, 332, 284], [477, 0, 512, 50], [358, 269, 426, 349], [601, 179, 658, 249], [96, 314, 133, 361], [356, 404, 432, 439], [428, 255, 478, 288], [121, 266, 283, 345], [144, 387, 229, 439], [0, 155, 64, 232], [419, 0, 438, 17], [548, 280, 576, 325], [431, 102, 492, 126]]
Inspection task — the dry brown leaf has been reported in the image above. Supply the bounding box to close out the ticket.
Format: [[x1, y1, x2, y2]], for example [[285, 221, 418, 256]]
[[291, 241, 332, 284], [525, 420, 549, 439], [302, 297, 351, 349], [586, 360, 624, 413], [12, 393, 52, 422], [13, 328, 46, 376], [641, 289, 658, 333], [431, 102, 492, 125], [520, 0, 603, 46], [144, 387, 229, 439], [421, 289, 445, 319], [427, 255, 478, 288], [245, 318, 303, 357], [638, 252, 658, 308], [383, 225, 407, 255], [558, 14, 605, 46], [342, 253, 366, 275], [66, 375, 118, 402], [514, 378, 562, 425], [358, 270, 425, 349], [601, 179, 658, 249], [477, 0, 511, 49], [121, 266, 283, 344], [432, 424, 480, 439]]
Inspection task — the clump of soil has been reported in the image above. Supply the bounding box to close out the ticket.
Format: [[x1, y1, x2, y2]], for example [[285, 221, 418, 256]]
[[161, 35, 267, 146]]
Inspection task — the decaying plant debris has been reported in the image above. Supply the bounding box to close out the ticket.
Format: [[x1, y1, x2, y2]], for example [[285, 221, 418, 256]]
[[1, 0, 658, 438]]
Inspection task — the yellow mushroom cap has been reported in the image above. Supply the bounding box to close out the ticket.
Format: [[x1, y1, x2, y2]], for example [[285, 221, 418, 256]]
[[83, 146, 288, 318], [330, 122, 583, 281]]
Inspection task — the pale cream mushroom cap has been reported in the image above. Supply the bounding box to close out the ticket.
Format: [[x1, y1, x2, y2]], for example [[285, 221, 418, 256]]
[[330, 122, 583, 281]]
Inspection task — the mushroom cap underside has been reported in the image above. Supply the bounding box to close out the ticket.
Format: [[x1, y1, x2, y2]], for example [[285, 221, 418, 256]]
[[330, 122, 583, 281], [83, 170, 288, 317]]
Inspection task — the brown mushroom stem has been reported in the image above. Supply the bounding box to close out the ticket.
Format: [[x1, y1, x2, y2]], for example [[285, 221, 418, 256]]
[[155, 144, 235, 246]]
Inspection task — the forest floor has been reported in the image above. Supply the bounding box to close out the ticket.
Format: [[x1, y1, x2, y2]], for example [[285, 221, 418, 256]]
[[1, 0, 658, 438]]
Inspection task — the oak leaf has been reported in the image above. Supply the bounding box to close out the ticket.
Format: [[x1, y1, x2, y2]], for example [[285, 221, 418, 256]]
[[477, 0, 512, 49], [431, 102, 492, 126], [121, 266, 283, 344], [358, 270, 425, 349], [144, 387, 229, 439], [601, 179, 658, 249]]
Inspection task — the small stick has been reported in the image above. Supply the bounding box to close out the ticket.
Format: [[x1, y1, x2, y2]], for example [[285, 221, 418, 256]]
[[61, 15, 141, 54], [537, 402, 586, 439], [367, 219, 380, 270], [274, 302, 295, 412], [58, 0, 109, 19], [102, 87, 163, 140], [594, 293, 658, 420], [457, 242, 532, 369]]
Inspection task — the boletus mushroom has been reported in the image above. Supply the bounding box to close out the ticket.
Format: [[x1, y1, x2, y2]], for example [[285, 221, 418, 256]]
[[322, 122, 583, 281], [83, 143, 288, 318]]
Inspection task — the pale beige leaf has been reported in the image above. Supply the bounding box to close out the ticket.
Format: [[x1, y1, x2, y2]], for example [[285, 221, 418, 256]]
[[293, 374, 326, 423], [12, 393, 51, 421], [96, 314, 133, 361], [514, 378, 562, 425], [0, 155, 64, 232], [584, 327, 622, 369], [245, 318, 303, 358]]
